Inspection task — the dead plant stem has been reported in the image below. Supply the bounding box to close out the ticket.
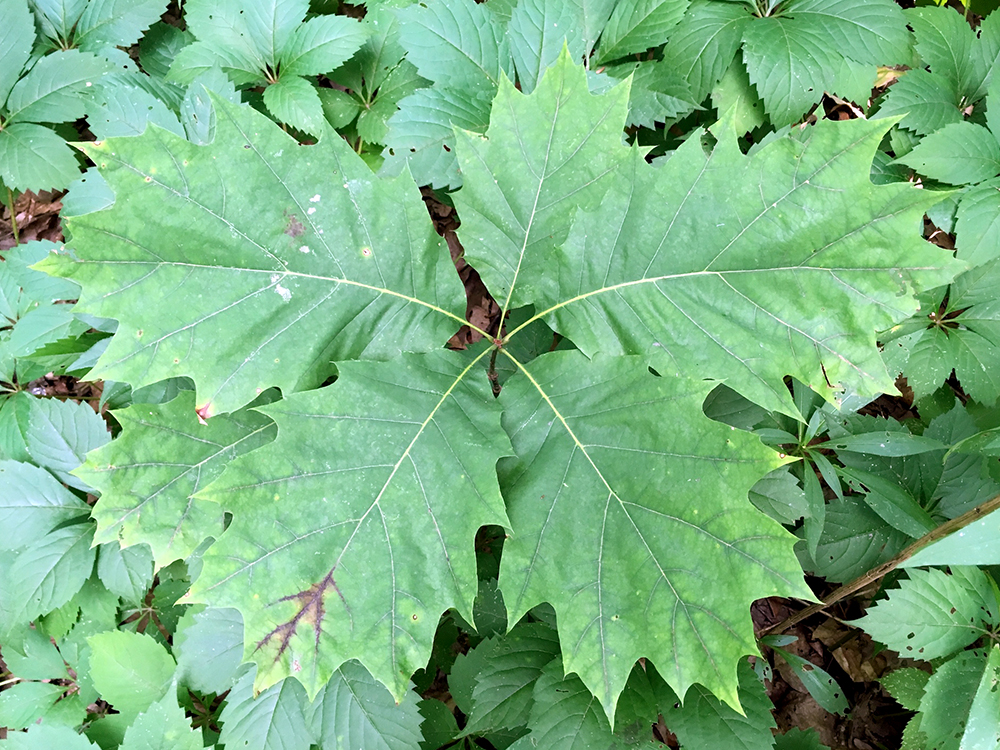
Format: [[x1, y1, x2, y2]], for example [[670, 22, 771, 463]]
[[762, 490, 1000, 636]]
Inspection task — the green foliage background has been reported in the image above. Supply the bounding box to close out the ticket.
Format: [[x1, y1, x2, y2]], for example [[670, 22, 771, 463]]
[[3, 0, 1000, 749]]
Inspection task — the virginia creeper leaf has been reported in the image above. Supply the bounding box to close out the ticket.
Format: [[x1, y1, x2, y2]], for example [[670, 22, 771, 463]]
[[73, 0, 170, 52], [38, 99, 465, 415], [659, 0, 749, 104], [4, 50, 112, 125], [906, 6, 978, 98], [11, 523, 96, 622], [507, 0, 590, 94], [854, 567, 999, 661], [29, 0, 89, 44], [174, 606, 245, 693], [119, 691, 203, 750], [262, 74, 326, 136], [88, 630, 176, 718], [0, 460, 89, 550], [395, 0, 511, 95], [875, 70, 963, 136], [306, 661, 424, 750], [596, 0, 688, 65], [218, 667, 313, 750], [77, 390, 276, 568], [0, 0, 35, 106], [191, 353, 511, 698], [279, 14, 367, 78], [896, 122, 1000, 186], [0, 122, 83, 192]]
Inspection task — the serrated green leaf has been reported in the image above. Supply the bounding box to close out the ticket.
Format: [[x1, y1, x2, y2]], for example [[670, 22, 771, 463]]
[[661, 659, 776, 750], [166, 0, 271, 84], [0, 681, 85, 730], [279, 14, 365, 78], [958, 180, 1000, 267], [0, 122, 83, 192], [906, 6, 978, 98], [11, 523, 96, 621], [497, 351, 805, 718], [854, 567, 998, 660], [180, 67, 242, 145], [7, 303, 87, 358], [659, 0, 749, 104], [806, 495, 909, 582], [918, 650, 989, 750], [29, 0, 89, 44], [712, 53, 766, 133], [3, 622, 73, 679], [5, 50, 111, 124], [307, 661, 424, 750], [174, 606, 244, 693], [742, 15, 844, 125], [73, 0, 169, 52], [461, 623, 560, 736], [543, 118, 957, 415], [78, 390, 274, 568], [603, 59, 698, 128], [749, 466, 808, 525], [38, 98, 464, 415], [837, 466, 936, 538], [509, 660, 621, 749], [880, 667, 930, 712], [824, 431, 947, 456], [959, 645, 1000, 750], [0, 0, 35, 105], [96, 542, 154, 602], [88, 630, 176, 718], [119, 691, 203, 750], [356, 59, 426, 145], [418, 698, 459, 750], [382, 85, 492, 189], [875, 70, 963, 135], [139, 21, 195, 79], [596, 0, 688, 64], [0, 460, 89, 549], [785, 0, 910, 65], [219, 668, 313, 750], [395, 0, 510, 94], [20, 395, 110, 489], [244, 0, 310, 70], [263, 74, 326, 135], [192, 353, 510, 698], [508, 0, 591, 94], [84, 78, 184, 139], [0, 724, 98, 750], [896, 122, 1000, 185]]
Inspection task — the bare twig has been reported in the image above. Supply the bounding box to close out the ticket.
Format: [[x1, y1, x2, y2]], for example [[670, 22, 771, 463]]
[[762, 490, 1000, 636]]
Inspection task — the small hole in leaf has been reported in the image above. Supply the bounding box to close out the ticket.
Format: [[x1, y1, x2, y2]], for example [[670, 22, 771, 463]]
[[443, 144, 451, 152]]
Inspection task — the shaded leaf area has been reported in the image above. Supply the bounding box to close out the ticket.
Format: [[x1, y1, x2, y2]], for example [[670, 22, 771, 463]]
[[37, 50, 959, 727], [75, 390, 277, 568]]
